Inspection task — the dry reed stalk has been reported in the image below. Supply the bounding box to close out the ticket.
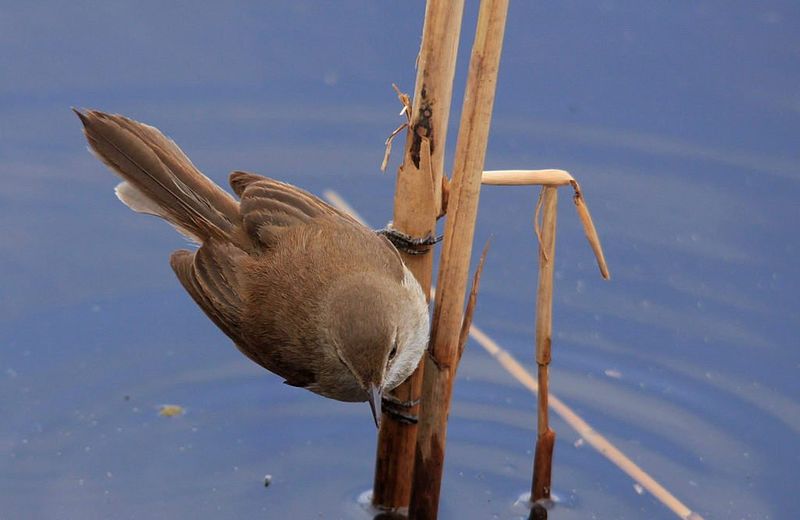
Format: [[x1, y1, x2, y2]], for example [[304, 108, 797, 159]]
[[408, 1, 509, 518], [482, 170, 608, 499], [372, 0, 465, 510], [532, 186, 558, 500]]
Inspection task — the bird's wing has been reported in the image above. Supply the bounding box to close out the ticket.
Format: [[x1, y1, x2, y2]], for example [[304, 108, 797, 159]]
[[229, 171, 362, 248], [171, 239, 319, 388], [169, 241, 247, 344]]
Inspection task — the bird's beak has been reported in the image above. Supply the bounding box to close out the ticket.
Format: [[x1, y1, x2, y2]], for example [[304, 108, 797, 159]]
[[367, 384, 382, 429]]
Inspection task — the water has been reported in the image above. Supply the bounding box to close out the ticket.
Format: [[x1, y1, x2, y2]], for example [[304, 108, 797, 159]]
[[2, 2, 799, 518]]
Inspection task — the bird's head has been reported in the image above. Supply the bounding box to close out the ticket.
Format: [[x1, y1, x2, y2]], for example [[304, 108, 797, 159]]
[[325, 269, 429, 427]]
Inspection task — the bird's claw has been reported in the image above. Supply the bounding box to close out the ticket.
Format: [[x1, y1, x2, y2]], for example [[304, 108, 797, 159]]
[[381, 394, 420, 424], [378, 223, 442, 255]]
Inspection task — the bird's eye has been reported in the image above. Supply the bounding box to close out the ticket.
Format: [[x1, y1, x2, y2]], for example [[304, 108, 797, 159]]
[[389, 343, 398, 360]]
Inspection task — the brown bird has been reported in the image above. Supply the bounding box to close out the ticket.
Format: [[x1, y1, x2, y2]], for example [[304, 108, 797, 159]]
[[75, 109, 430, 427]]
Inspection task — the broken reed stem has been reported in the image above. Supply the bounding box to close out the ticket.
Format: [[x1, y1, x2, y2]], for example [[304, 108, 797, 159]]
[[532, 186, 558, 501], [409, 1, 509, 518], [482, 169, 610, 280], [482, 169, 574, 186], [372, 0, 465, 510]]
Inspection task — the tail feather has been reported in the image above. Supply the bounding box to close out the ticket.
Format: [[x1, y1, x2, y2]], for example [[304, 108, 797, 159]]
[[114, 181, 202, 241], [75, 109, 240, 243]]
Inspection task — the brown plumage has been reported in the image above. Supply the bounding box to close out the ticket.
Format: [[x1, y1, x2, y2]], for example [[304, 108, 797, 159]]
[[75, 109, 429, 426]]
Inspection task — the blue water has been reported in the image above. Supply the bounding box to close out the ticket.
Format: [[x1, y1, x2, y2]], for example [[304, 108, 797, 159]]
[[2, 2, 798, 518]]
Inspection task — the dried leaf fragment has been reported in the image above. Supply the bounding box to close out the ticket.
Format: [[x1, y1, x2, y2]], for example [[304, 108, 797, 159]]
[[457, 240, 491, 364], [158, 404, 184, 417]]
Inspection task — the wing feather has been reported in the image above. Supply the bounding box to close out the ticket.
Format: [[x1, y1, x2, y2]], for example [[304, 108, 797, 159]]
[[229, 171, 361, 248]]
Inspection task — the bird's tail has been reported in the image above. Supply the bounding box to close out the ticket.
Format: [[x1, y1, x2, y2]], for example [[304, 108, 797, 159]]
[[75, 109, 240, 243]]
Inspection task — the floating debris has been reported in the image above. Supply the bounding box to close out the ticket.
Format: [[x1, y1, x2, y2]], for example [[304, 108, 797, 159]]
[[573, 438, 585, 448], [158, 404, 184, 417], [263, 474, 273, 488], [634, 483, 645, 495], [604, 369, 622, 379]]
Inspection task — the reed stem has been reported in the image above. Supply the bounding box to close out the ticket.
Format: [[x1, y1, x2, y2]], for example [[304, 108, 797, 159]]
[[408, 1, 509, 517], [532, 186, 558, 501]]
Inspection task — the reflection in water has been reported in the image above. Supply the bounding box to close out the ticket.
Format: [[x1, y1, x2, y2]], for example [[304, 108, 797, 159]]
[[356, 490, 407, 520]]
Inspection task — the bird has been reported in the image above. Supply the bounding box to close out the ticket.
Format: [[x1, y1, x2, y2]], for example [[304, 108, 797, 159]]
[[75, 109, 430, 428]]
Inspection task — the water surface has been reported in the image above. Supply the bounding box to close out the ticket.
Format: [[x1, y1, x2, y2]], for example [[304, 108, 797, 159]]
[[2, 2, 798, 518]]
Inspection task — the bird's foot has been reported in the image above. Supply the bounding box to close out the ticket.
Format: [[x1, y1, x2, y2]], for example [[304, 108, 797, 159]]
[[377, 223, 441, 255], [381, 394, 420, 425]]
